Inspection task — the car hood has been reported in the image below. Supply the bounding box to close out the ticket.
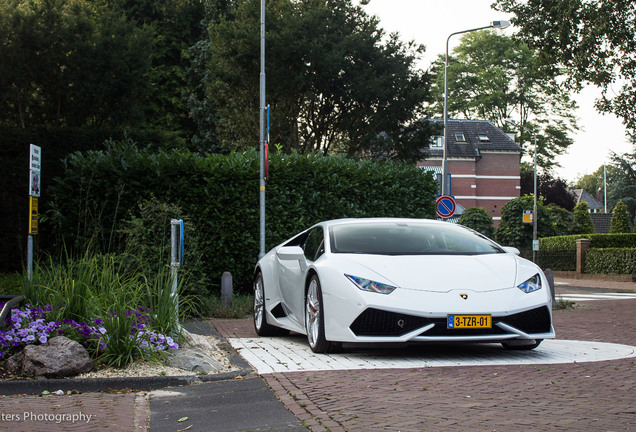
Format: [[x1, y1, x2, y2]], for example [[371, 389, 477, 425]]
[[340, 253, 519, 293]]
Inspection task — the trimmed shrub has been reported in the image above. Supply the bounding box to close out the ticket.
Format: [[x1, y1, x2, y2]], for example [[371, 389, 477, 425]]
[[586, 248, 636, 274], [458, 207, 494, 238], [48, 140, 438, 293], [572, 202, 595, 234], [538, 233, 636, 271], [610, 201, 632, 233]]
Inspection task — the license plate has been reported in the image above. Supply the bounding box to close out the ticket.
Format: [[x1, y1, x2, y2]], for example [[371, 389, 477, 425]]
[[447, 315, 492, 329]]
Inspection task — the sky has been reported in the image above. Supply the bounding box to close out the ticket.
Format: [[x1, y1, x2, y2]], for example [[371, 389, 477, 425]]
[[361, 0, 632, 183]]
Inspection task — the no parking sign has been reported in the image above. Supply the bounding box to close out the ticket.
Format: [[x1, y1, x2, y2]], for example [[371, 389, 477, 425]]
[[436, 195, 456, 219]]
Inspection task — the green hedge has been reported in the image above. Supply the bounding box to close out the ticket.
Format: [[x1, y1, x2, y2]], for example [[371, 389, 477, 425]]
[[537, 233, 636, 271], [48, 140, 437, 292], [0, 127, 181, 272], [586, 248, 636, 274]]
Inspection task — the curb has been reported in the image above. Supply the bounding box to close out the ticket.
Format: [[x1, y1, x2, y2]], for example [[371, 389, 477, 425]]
[[0, 320, 254, 396]]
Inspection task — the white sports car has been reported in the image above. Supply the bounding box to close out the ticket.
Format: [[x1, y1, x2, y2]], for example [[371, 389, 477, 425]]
[[253, 218, 555, 353]]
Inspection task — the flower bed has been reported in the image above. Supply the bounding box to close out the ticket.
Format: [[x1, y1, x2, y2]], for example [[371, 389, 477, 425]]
[[0, 303, 178, 369]]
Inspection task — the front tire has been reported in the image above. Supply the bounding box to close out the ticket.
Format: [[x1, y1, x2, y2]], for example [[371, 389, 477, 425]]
[[305, 275, 339, 353], [253, 272, 288, 336]]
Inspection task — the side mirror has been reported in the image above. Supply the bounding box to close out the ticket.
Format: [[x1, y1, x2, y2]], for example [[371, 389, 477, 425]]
[[276, 245, 305, 261], [503, 246, 520, 255]]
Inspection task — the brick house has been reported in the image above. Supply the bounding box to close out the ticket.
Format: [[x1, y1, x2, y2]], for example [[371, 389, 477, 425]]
[[417, 119, 522, 225]]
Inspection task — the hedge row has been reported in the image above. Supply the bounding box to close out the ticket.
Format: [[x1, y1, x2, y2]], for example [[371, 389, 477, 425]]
[[0, 127, 180, 272], [586, 249, 636, 274], [48, 140, 437, 292], [537, 233, 636, 271]]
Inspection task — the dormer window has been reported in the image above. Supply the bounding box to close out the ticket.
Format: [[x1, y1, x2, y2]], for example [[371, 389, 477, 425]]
[[454, 132, 466, 142], [478, 133, 490, 142], [430, 136, 443, 148]]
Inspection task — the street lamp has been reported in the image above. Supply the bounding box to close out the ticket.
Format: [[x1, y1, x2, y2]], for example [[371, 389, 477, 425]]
[[506, 119, 538, 263], [442, 20, 510, 196]]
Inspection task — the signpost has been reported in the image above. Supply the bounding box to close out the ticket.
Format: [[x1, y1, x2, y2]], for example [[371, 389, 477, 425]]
[[523, 210, 533, 224], [27, 144, 41, 280], [436, 195, 456, 219]]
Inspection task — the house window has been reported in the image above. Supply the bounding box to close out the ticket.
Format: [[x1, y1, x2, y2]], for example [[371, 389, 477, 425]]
[[478, 134, 490, 142], [430, 136, 443, 148], [454, 132, 466, 142]]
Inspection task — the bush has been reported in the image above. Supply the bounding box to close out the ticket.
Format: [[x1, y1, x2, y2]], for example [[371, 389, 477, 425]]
[[572, 202, 595, 234], [585, 248, 636, 274], [458, 207, 494, 237], [48, 140, 438, 293], [537, 233, 636, 271], [610, 201, 632, 233], [495, 195, 556, 249]]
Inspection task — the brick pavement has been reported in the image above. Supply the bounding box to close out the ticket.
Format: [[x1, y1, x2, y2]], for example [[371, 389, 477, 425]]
[[214, 297, 636, 432], [0, 392, 147, 432]]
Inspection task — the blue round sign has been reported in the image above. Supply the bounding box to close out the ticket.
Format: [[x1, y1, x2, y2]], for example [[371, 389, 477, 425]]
[[436, 195, 456, 218]]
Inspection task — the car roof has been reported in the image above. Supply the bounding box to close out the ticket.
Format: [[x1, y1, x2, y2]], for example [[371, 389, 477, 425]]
[[318, 217, 449, 228]]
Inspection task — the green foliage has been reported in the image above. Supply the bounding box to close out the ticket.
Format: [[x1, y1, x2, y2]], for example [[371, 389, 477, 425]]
[[546, 204, 574, 236], [610, 200, 632, 233], [0, 274, 22, 295], [572, 202, 595, 234], [429, 31, 577, 169], [458, 207, 494, 238], [48, 141, 438, 292], [495, 0, 636, 132], [494, 195, 556, 249], [205, 293, 255, 319], [537, 233, 636, 271], [585, 249, 636, 275], [207, 0, 434, 161], [25, 250, 145, 323], [608, 150, 636, 219]]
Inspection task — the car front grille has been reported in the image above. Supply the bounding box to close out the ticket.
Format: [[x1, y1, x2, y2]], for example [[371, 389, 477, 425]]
[[349, 306, 552, 338]]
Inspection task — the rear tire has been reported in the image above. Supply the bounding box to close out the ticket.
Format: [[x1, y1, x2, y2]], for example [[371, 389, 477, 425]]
[[253, 272, 289, 336]]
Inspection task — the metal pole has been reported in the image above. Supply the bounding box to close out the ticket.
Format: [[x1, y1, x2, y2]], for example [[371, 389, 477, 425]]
[[603, 164, 607, 213], [259, 0, 266, 259], [532, 132, 537, 263], [442, 25, 494, 196], [27, 235, 33, 281]]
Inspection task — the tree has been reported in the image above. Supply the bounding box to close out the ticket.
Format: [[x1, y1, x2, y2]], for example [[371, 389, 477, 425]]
[[495, 195, 556, 249], [520, 164, 575, 211], [572, 202, 595, 234], [546, 204, 574, 236], [458, 207, 494, 238], [205, 0, 436, 161], [429, 31, 578, 170], [494, 0, 636, 135], [607, 148, 636, 220], [0, 0, 155, 129], [610, 201, 632, 233]]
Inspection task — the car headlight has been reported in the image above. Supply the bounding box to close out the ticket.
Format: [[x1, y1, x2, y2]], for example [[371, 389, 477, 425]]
[[345, 274, 397, 295], [517, 274, 542, 293]]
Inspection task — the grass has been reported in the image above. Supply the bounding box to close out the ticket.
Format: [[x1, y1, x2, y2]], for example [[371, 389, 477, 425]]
[[206, 293, 254, 319], [0, 273, 23, 296]]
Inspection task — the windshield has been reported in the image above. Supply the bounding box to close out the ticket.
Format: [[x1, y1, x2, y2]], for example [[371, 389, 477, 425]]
[[329, 222, 504, 255]]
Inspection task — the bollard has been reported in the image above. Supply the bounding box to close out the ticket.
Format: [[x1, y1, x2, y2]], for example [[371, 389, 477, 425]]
[[221, 272, 233, 307]]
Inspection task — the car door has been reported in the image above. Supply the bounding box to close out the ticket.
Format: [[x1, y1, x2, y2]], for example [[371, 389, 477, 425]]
[[277, 226, 325, 328]]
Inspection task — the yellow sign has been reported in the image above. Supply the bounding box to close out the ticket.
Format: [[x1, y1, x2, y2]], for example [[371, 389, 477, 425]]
[[522, 210, 533, 224], [29, 196, 38, 235]]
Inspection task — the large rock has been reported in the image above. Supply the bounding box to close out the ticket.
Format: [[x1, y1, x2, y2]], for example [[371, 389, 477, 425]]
[[6, 336, 93, 378]]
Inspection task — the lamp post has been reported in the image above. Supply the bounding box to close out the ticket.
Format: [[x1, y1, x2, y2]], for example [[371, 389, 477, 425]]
[[259, 0, 266, 258], [506, 119, 538, 263], [442, 20, 510, 196]]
